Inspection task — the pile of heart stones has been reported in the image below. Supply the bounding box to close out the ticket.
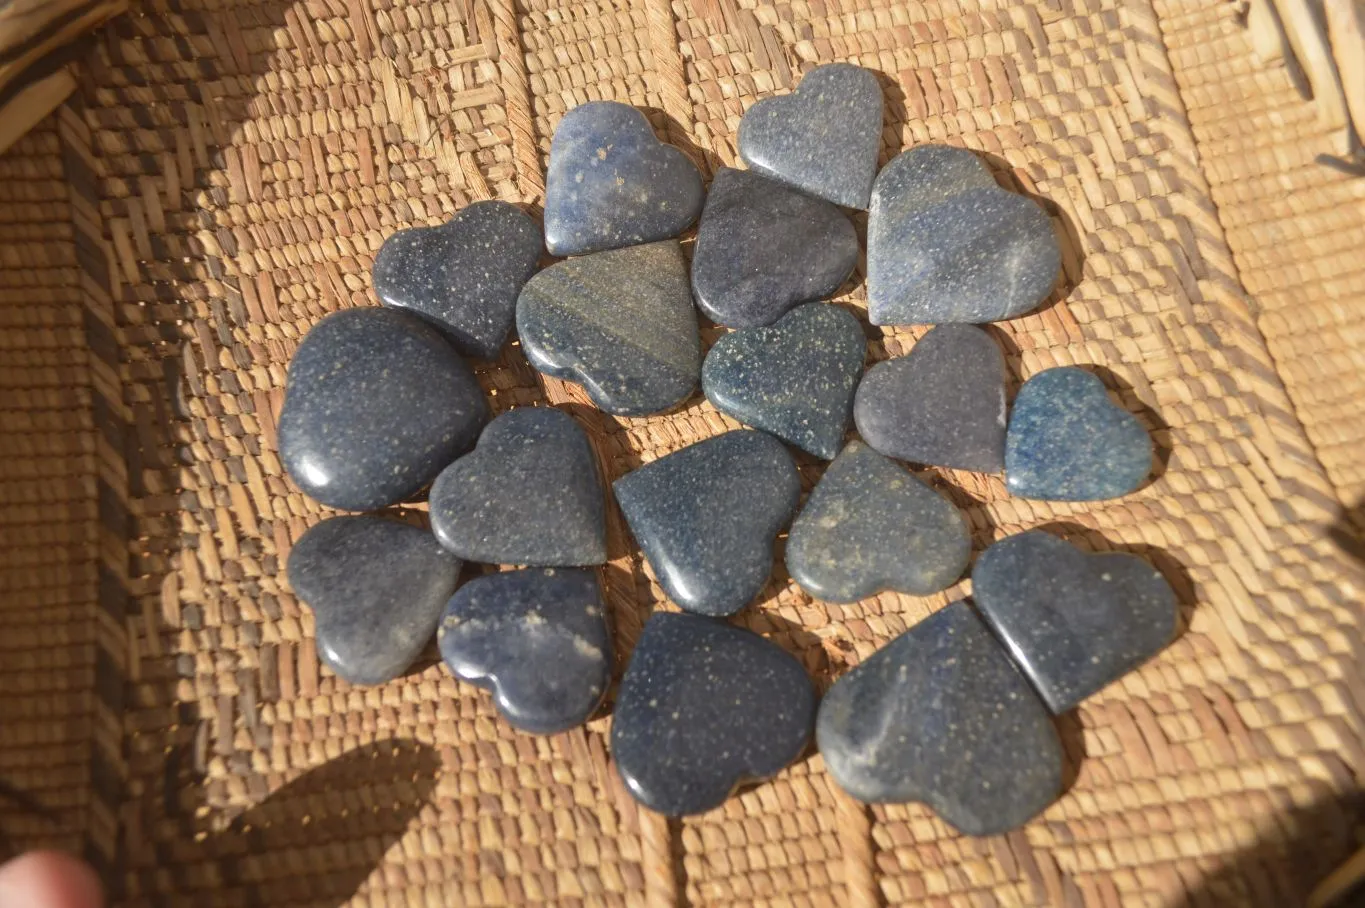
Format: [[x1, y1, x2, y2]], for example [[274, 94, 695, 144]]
[[280, 63, 1178, 835]]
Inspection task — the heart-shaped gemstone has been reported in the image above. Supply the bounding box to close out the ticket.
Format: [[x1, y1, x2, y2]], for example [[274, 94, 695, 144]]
[[738, 63, 883, 208], [371, 201, 542, 360], [691, 167, 858, 327], [543, 101, 704, 256], [613, 431, 800, 616], [853, 324, 1008, 472], [438, 568, 611, 734], [428, 407, 606, 566], [612, 612, 816, 816], [288, 516, 462, 686], [701, 303, 865, 459], [972, 531, 1178, 714], [785, 441, 970, 602], [1005, 367, 1152, 500], [868, 145, 1060, 325], [279, 308, 488, 511], [817, 601, 1063, 835], [517, 240, 701, 416]]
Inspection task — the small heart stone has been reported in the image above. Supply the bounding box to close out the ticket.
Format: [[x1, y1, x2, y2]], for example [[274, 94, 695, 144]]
[[691, 167, 858, 327], [288, 516, 462, 686], [738, 63, 883, 209], [1006, 367, 1152, 501], [614, 431, 800, 616], [429, 407, 606, 566], [868, 145, 1060, 325], [973, 531, 1178, 714], [612, 612, 816, 816], [854, 324, 1008, 472], [701, 303, 865, 459], [543, 101, 704, 256], [279, 308, 488, 511], [517, 240, 701, 416], [371, 201, 542, 359], [785, 441, 970, 603], [817, 600, 1063, 836], [438, 568, 611, 734]]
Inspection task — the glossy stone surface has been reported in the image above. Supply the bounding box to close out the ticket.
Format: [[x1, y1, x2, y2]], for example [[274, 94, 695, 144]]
[[854, 324, 1008, 472], [691, 168, 858, 328], [612, 612, 816, 816], [429, 408, 606, 566], [288, 516, 461, 686], [614, 431, 799, 616], [701, 303, 865, 459], [785, 442, 970, 602], [973, 531, 1178, 714], [543, 101, 704, 256], [868, 145, 1060, 325], [1006, 367, 1152, 501], [738, 63, 883, 209], [279, 308, 488, 511], [438, 568, 611, 734], [817, 601, 1063, 835], [517, 241, 701, 416], [371, 201, 542, 359]]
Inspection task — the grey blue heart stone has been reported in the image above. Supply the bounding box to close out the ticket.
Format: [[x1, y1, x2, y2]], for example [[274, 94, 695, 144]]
[[854, 324, 1008, 472], [973, 531, 1178, 715], [868, 144, 1061, 325], [371, 200, 542, 359], [428, 407, 606, 566], [785, 442, 970, 603], [543, 101, 704, 256], [691, 167, 858, 327], [738, 63, 883, 209], [611, 612, 816, 816], [1006, 367, 1152, 501], [613, 431, 799, 616], [517, 240, 701, 416], [438, 568, 611, 734], [817, 600, 1063, 835], [701, 303, 865, 459], [279, 308, 488, 511], [288, 516, 462, 686]]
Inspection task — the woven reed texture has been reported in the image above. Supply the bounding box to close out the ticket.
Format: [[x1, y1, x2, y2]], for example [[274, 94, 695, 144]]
[[1, 0, 1363, 905]]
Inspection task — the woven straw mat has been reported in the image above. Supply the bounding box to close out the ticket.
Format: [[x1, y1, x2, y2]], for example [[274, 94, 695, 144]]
[[1, 0, 1363, 904]]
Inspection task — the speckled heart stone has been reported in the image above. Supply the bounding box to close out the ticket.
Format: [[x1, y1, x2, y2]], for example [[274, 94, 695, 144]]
[[543, 101, 704, 256], [438, 568, 611, 734], [1006, 367, 1152, 501], [371, 201, 542, 359], [973, 531, 1178, 714], [612, 612, 816, 816]]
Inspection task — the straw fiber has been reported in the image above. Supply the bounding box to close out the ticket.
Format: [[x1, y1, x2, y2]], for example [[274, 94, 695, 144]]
[[0, 0, 1362, 904]]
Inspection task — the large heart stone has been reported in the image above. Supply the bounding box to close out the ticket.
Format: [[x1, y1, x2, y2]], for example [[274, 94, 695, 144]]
[[613, 431, 800, 616], [612, 612, 816, 816], [853, 324, 1008, 472], [279, 308, 488, 511], [371, 201, 542, 360], [785, 441, 970, 602], [868, 145, 1060, 325], [543, 101, 704, 256], [438, 568, 611, 734], [517, 240, 701, 416], [738, 63, 883, 208], [817, 601, 1063, 836], [691, 167, 858, 327], [972, 531, 1178, 714], [428, 407, 606, 566], [288, 516, 462, 686], [1005, 366, 1152, 501], [701, 303, 865, 459]]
